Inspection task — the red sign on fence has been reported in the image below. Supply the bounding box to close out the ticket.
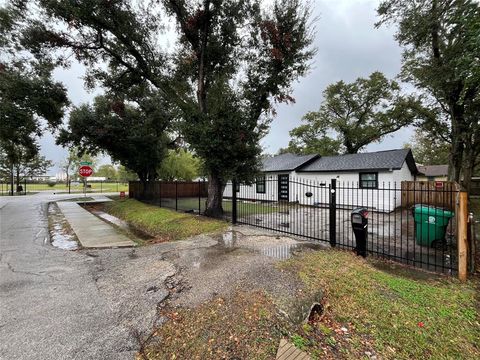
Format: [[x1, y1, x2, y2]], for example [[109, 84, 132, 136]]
[[435, 181, 444, 189], [78, 165, 93, 177]]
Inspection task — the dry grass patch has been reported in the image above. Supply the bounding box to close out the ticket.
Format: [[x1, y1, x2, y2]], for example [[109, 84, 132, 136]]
[[141, 291, 289, 360]]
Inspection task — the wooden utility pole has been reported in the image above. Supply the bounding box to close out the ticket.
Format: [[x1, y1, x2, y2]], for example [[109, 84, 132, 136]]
[[457, 191, 468, 281]]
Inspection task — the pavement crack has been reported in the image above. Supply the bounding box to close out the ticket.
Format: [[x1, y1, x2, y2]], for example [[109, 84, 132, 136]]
[[6, 261, 44, 277]]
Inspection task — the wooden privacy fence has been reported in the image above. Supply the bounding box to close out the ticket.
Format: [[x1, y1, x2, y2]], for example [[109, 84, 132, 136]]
[[129, 180, 208, 199], [401, 181, 460, 210]]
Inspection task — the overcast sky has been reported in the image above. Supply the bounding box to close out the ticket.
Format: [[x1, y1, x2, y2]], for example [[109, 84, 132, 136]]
[[39, 0, 413, 175]]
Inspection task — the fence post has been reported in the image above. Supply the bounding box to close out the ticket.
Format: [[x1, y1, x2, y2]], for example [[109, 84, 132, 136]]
[[159, 181, 162, 207], [175, 181, 178, 211], [232, 179, 237, 225], [10, 168, 14, 196], [457, 191, 468, 281], [329, 178, 337, 247], [198, 180, 201, 213], [68, 179, 71, 194], [24, 178, 27, 195], [100, 181, 103, 193], [468, 213, 475, 274]]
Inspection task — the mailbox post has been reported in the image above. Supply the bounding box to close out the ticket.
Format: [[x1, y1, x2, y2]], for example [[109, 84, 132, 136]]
[[351, 208, 368, 257]]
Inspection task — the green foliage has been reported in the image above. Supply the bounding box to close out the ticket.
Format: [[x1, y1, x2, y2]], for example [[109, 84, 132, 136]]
[[157, 149, 201, 181], [17, 0, 315, 216], [95, 164, 117, 180], [404, 129, 450, 165], [288, 72, 422, 155], [116, 165, 138, 182], [291, 334, 310, 350], [0, 143, 53, 185], [280, 111, 341, 155], [170, 0, 316, 186], [281, 250, 480, 359], [60, 148, 80, 183], [376, 0, 480, 184], [105, 198, 228, 241], [0, 3, 69, 161], [58, 94, 173, 183]]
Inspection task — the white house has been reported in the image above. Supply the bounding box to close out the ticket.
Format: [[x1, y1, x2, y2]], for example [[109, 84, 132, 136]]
[[224, 149, 418, 212]]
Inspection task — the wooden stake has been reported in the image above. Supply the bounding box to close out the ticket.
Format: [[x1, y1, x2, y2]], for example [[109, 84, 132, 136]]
[[457, 191, 468, 281]]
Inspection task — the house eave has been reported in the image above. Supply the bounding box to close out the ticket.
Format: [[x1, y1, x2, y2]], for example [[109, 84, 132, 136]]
[[295, 167, 403, 173]]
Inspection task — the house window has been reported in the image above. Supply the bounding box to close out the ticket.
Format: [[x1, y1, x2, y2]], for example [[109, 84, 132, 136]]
[[256, 176, 266, 193], [359, 172, 378, 189]]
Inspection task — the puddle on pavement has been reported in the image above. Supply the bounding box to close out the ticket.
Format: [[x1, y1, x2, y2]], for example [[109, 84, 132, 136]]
[[217, 230, 323, 260], [168, 230, 324, 272], [48, 203, 79, 250]]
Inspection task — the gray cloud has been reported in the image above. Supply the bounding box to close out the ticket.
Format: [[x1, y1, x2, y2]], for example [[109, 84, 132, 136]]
[[261, 0, 412, 154]]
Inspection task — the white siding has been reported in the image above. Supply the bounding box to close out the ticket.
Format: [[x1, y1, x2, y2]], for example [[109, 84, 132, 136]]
[[223, 161, 415, 212], [223, 172, 286, 202]]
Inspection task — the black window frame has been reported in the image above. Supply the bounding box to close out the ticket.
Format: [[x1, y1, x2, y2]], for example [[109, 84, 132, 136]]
[[235, 182, 240, 192], [359, 172, 378, 189], [256, 176, 266, 194]]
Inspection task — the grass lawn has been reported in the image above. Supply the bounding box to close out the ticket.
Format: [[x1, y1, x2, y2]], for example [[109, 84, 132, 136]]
[[104, 198, 228, 241], [58, 197, 95, 202], [21, 182, 128, 193], [140, 197, 277, 217], [142, 250, 479, 360], [279, 251, 480, 359], [229, 200, 278, 216]]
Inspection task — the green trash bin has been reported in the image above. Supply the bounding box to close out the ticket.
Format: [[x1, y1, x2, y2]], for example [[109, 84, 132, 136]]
[[412, 205, 454, 247]]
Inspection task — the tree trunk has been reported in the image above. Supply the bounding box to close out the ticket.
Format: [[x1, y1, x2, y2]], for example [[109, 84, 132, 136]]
[[462, 135, 477, 195], [462, 159, 472, 194], [448, 106, 465, 182], [139, 176, 148, 200], [204, 173, 224, 218], [9, 165, 14, 196], [15, 167, 21, 192]]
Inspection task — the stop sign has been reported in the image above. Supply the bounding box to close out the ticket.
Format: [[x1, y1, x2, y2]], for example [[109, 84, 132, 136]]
[[79, 165, 93, 177]]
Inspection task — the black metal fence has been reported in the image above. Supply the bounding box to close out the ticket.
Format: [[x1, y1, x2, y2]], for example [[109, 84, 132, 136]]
[[226, 177, 459, 274], [125, 177, 461, 274], [0, 181, 128, 195]]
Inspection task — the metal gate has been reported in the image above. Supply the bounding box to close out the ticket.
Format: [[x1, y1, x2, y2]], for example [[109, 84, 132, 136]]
[[230, 176, 462, 274]]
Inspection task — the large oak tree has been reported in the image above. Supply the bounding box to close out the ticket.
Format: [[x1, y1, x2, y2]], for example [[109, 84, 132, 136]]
[[286, 72, 422, 155], [15, 0, 315, 217], [377, 0, 480, 191], [0, 3, 69, 194], [59, 93, 174, 194]]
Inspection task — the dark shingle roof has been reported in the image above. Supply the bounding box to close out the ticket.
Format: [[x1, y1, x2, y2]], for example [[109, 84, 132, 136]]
[[417, 165, 449, 177], [262, 153, 319, 172], [297, 149, 417, 173]]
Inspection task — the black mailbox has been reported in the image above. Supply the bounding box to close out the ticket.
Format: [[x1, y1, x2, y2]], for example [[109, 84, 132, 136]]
[[351, 208, 368, 257]]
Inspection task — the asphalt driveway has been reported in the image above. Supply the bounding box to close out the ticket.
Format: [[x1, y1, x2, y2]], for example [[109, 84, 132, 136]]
[[0, 193, 174, 360], [0, 192, 318, 359]]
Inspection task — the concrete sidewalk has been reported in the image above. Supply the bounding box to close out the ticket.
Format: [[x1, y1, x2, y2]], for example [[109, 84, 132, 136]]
[[56, 201, 136, 248]]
